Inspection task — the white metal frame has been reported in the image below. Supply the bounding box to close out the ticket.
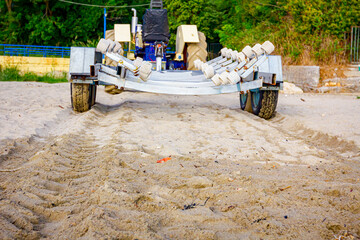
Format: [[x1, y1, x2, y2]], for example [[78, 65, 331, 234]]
[[94, 68, 265, 95]]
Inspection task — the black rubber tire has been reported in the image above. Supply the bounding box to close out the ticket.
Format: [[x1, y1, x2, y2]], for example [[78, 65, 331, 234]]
[[71, 83, 92, 112], [250, 90, 279, 119], [239, 92, 248, 110], [90, 85, 97, 106]]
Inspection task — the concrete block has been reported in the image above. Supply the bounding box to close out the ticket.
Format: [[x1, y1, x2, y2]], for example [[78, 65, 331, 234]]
[[344, 70, 360, 78], [282, 65, 320, 92]]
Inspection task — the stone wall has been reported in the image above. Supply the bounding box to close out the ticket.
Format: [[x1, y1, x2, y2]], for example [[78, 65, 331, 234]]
[[282, 65, 320, 92], [0, 56, 70, 74]]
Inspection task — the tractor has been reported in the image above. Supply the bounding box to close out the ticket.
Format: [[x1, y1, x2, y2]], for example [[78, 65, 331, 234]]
[[69, 0, 283, 119]]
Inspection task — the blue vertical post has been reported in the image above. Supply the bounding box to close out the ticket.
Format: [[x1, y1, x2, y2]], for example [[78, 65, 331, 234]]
[[103, 8, 107, 60], [104, 8, 107, 39]]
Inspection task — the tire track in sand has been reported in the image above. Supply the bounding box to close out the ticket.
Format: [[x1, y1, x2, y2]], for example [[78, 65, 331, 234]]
[[0, 101, 359, 239]]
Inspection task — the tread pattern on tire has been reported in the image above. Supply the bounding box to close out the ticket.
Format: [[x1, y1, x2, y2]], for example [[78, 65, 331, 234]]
[[71, 83, 90, 112], [187, 32, 207, 70], [258, 90, 279, 119]]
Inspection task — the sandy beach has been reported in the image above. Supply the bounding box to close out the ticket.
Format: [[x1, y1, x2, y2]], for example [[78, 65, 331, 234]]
[[0, 82, 359, 239]]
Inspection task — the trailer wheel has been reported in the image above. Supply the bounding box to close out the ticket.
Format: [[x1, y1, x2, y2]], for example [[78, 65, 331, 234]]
[[187, 31, 207, 70], [90, 85, 97, 106], [71, 83, 91, 112], [240, 93, 248, 110], [250, 90, 279, 119]]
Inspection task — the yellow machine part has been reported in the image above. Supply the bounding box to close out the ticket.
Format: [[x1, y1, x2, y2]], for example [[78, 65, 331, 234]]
[[176, 25, 200, 54]]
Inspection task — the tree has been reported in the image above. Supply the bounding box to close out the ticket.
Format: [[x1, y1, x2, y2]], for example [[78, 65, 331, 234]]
[[163, 0, 222, 46]]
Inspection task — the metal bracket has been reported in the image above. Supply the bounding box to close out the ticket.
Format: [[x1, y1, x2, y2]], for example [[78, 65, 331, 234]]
[[261, 82, 283, 91], [70, 79, 97, 84], [258, 72, 276, 85]]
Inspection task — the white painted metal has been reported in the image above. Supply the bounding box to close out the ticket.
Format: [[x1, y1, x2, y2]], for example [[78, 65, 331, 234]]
[[217, 61, 238, 74], [97, 70, 263, 95], [156, 57, 162, 71], [105, 52, 137, 71], [226, 55, 267, 84], [209, 57, 228, 67], [241, 56, 268, 79], [268, 55, 283, 82], [100, 65, 118, 77], [98, 72, 125, 88], [91, 39, 281, 94], [207, 55, 223, 65]]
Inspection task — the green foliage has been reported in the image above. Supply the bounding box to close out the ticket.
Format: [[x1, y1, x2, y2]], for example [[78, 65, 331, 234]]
[[163, 0, 221, 46], [0, 0, 148, 47], [0, 66, 68, 83], [215, 0, 360, 64], [0, 0, 359, 64]]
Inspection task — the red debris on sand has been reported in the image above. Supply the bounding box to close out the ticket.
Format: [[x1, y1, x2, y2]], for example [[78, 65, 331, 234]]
[[157, 157, 171, 163]]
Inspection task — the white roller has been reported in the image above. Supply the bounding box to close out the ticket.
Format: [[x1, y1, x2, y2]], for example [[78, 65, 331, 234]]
[[113, 41, 122, 53], [251, 43, 264, 57], [133, 57, 143, 67], [225, 49, 233, 59], [220, 48, 228, 57], [203, 65, 215, 79], [107, 39, 117, 52], [230, 50, 239, 61], [200, 62, 208, 72], [261, 41, 275, 55], [222, 49, 232, 59], [228, 71, 240, 85], [236, 52, 246, 62], [139, 61, 152, 81], [219, 71, 230, 85], [194, 59, 203, 70], [96, 38, 110, 54], [211, 74, 221, 86], [242, 45, 253, 59]]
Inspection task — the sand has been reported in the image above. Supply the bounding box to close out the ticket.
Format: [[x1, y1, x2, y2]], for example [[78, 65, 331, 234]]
[[0, 82, 359, 239]]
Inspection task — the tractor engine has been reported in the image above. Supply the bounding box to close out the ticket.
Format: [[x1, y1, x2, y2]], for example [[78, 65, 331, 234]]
[[135, 8, 184, 71]]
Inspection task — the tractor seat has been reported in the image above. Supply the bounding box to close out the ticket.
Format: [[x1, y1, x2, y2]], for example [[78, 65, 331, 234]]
[[142, 9, 170, 43]]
